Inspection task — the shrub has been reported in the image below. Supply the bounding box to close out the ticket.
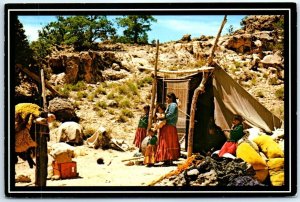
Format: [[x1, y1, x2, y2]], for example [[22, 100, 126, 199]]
[[95, 100, 108, 109], [275, 87, 284, 100], [137, 76, 153, 88], [108, 108, 115, 115], [118, 85, 129, 95], [97, 109, 104, 117], [126, 82, 139, 95], [117, 114, 127, 123], [87, 85, 94, 92], [119, 99, 131, 108], [107, 92, 116, 100], [121, 109, 134, 118], [73, 101, 81, 109], [87, 93, 95, 102], [256, 90, 265, 98], [57, 86, 71, 97], [95, 85, 107, 95], [77, 91, 88, 100], [72, 81, 87, 91]]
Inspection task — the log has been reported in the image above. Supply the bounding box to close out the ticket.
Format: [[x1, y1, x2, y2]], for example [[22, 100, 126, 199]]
[[187, 15, 227, 157], [147, 40, 159, 133], [121, 156, 144, 162], [138, 66, 214, 74], [17, 64, 62, 96]]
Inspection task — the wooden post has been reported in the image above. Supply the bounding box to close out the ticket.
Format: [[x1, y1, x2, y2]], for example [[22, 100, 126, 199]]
[[147, 40, 159, 133], [207, 15, 227, 66], [16, 64, 62, 96], [35, 69, 48, 187], [187, 15, 227, 157]]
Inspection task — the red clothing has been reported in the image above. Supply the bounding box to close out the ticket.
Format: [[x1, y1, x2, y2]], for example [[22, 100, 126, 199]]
[[218, 141, 237, 157], [133, 128, 147, 149], [155, 125, 180, 162]]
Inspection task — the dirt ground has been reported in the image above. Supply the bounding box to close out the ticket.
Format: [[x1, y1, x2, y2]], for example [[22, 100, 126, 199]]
[[15, 143, 186, 187]]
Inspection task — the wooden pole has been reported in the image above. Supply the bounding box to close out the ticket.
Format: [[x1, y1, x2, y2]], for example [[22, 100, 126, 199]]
[[16, 64, 62, 96], [207, 15, 228, 66], [35, 69, 48, 187], [187, 15, 227, 157], [137, 66, 214, 74], [147, 40, 159, 133]]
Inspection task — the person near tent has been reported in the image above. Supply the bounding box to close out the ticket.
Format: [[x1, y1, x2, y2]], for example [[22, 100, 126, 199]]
[[143, 128, 158, 167], [155, 92, 180, 166], [218, 115, 244, 157], [133, 105, 150, 153], [153, 103, 166, 131]]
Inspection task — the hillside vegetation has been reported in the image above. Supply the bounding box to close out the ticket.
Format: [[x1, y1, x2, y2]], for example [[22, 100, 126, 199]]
[[15, 15, 284, 142]]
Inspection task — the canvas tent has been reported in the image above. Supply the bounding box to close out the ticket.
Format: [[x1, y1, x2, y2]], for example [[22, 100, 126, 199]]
[[156, 65, 282, 153]]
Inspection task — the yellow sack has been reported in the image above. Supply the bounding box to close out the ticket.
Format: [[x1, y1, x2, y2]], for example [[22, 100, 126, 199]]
[[269, 170, 284, 186], [237, 142, 268, 170], [15, 103, 41, 120], [236, 142, 269, 182], [255, 169, 269, 183], [253, 134, 284, 158], [267, 158, 284, 171]]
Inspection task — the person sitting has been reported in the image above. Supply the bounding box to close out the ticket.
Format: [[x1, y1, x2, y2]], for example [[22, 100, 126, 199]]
[[218, 115, 244, 157]]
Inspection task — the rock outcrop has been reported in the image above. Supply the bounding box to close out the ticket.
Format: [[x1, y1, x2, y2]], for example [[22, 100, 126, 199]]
[[48, 97, 79, 122]]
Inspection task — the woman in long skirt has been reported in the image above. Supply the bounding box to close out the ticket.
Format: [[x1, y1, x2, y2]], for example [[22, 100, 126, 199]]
[[155, 92, 180, 166]]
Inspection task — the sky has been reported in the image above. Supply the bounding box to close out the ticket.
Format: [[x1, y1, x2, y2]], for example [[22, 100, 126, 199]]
[[18, 15, 246, 43]]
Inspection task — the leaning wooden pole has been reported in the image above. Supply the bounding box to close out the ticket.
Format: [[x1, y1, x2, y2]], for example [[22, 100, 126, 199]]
[[147, 40, 159, 133], [187, 15, 227, 157], [16, 64, 62, 97], [35, 69, 48, 187]]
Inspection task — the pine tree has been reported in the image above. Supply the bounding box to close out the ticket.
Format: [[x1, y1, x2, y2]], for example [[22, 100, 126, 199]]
[[116, 15, 157, 44]]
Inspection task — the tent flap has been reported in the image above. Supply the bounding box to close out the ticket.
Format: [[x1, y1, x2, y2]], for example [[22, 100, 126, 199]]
[[213, 66, 282, 133]]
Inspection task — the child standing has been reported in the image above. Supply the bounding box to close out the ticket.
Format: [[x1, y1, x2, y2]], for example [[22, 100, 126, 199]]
[[143, 128, 158, 167], [133, 105, 150, 152]]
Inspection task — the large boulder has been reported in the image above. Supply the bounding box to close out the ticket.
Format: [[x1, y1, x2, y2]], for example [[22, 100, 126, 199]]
[[241, 15, 283, 33], [48, 98, 79, 122]]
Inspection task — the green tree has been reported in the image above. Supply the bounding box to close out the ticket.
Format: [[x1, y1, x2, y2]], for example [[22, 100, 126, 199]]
[[116, 15, 157, 44], [14, 17, 34, 67], [37, 15, 116, 51], [227, 25, 234, 35]]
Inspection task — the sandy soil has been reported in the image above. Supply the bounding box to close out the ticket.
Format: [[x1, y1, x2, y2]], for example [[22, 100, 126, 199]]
[[15, 144, 185, 187]]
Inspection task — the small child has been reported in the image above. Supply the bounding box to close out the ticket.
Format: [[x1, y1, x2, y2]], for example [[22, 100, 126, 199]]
[[153, 103, 166, 131], [133, 105, 150, 152], [143, 128, 158, 167]]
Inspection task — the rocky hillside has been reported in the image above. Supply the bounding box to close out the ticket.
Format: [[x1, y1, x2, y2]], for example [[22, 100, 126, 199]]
[[15, 15, 284, 141]]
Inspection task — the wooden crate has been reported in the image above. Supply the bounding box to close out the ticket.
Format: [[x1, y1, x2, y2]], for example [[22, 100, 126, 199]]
[[52, 161, 78, 179]]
